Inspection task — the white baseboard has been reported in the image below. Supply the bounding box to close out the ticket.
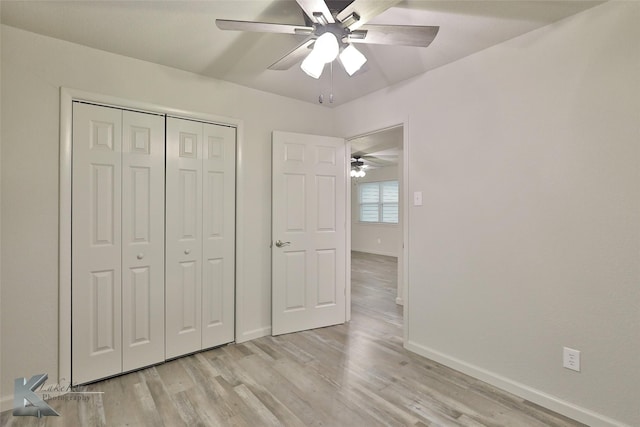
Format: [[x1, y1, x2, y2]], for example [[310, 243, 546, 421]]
[[405, 340, 629, 427], [237, 326, 271, 343]]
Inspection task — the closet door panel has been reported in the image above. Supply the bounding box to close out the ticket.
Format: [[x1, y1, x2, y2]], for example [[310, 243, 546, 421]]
[[166, 117, 203, 358], [202, 124, 236, 348], [72, 103, 123, 384], [122, 111, 165, 371]]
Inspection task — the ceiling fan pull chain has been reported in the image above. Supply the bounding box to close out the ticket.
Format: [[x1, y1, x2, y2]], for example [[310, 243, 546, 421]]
[[318, 68, 324, 103], [317, 58, 334, 104]]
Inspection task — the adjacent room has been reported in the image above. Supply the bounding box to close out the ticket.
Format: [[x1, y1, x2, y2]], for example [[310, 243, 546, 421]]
[[1, 1, 638, 426]]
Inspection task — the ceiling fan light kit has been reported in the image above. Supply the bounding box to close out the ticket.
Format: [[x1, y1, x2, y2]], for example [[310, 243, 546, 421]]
[[350, 168, 366, 178], [300, 31, 340, 80], [351, 157, 367, 178], [300, 30, 366, 79], [300, 31, 366, 79]]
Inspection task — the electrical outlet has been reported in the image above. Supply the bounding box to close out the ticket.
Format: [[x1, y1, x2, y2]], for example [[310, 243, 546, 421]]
[[563, 347, 581, 372]]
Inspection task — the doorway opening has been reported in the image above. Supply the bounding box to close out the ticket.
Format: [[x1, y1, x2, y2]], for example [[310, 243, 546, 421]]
[[347, 124, 406, 332]]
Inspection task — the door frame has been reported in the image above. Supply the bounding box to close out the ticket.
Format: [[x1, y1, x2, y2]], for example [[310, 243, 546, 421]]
[[58, 87, 244, 385], [345, 119, 409, 342]]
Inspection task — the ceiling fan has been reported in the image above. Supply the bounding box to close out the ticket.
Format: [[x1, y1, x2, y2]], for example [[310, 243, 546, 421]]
[[216, 0, 439, 79], [351, 156, 367, 177]]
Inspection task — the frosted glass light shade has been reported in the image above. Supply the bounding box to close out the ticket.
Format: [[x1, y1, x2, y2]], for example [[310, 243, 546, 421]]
[[301, 51, 325, 79], [314, 32, 339, 63], [339, 44, 367, 76], [350, 167, 366, 178]]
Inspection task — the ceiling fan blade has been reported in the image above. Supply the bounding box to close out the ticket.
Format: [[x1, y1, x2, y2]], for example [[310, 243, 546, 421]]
[[336, 0, 401, 30], [216, 19, 313, 35], [350, 25, 439, 47], [295, 0, 335, 24], [268, 38, 315, 70]]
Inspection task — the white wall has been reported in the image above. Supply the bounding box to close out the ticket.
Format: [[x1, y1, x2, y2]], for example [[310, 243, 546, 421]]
[[0, 25, 333, 405], [351, 165, 401, 257], [335, 2, 640, 427]]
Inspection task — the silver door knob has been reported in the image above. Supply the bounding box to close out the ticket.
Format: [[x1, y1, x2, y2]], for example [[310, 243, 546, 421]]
[[275, 240, 291, 248]]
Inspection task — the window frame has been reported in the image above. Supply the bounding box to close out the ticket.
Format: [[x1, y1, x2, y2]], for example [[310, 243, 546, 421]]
[[358, 180, 399, 225]]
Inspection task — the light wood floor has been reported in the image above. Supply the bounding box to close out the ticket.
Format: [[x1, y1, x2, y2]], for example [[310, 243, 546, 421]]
[[1, 251, 584, 426]]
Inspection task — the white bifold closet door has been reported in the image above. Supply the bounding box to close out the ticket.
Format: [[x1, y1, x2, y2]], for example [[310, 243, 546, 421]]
[[72, 103, 165, 384], [165, 117, 236, 359]]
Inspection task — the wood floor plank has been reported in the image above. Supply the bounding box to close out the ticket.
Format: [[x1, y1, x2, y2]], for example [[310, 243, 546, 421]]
[[1, 251, 586, 426], [131, 380, 165, 427], [138, 367, 186, 426], [233, 353, 328, 426], [232, 384, 281, 426], [178, 357, 241, 425], [99, 370, 150, 427]]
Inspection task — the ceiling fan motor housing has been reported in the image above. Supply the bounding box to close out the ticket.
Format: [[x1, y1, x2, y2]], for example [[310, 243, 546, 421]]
[[313, 22, 353, 46]]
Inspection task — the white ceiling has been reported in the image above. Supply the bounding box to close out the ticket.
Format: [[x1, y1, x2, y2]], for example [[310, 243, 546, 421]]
[[1, 1, 603, 107], [351, 126, 403, 167]]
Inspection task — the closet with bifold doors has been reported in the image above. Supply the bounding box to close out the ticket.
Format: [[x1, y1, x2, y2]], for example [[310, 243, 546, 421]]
[[71, 102, 235, 385], [165, 117, 236, 359]]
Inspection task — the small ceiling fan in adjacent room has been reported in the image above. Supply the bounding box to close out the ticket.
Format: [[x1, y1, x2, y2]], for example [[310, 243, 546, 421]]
[[351, 156, 367, 178], [215, 0, 439, 80]]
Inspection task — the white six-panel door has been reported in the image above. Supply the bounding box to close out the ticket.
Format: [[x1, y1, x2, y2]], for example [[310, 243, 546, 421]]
[[72, 103, 123, 383], [202, 123, 236, 348], [121, 110, 166, 372], [165, 117, 236, 358], [72, 103, 165, 384], [165, 118, 204, 358], [271, 131, 346, 335]]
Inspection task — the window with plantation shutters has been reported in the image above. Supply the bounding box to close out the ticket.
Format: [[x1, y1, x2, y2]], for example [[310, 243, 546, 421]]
[[358, 181, 399, 224]]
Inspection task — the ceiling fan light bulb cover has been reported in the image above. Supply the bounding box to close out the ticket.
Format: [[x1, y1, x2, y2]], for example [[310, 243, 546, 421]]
[[314, 32, 339, 63], [301, 51, 324, 79], [340, 44, 367, 76]]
